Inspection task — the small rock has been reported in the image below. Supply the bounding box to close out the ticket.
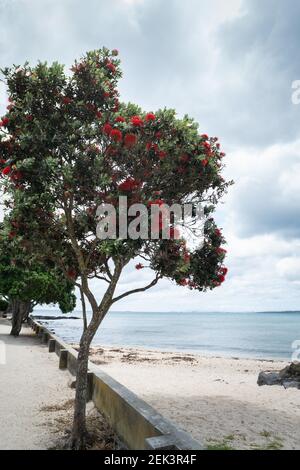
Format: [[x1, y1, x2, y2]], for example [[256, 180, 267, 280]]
[[257, 371, 281, 386]]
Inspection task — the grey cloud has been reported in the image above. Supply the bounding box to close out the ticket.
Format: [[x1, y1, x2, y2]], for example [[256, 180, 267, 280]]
[[211, 0, 300, 147]]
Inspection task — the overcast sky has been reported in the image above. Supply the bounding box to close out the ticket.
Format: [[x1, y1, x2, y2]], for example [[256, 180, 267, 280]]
[[1, 0, 300, 312]]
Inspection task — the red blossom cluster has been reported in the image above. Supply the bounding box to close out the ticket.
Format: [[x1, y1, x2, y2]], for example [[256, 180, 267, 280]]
[[118, 178, 141, 192], [0, 117, 9, 127]]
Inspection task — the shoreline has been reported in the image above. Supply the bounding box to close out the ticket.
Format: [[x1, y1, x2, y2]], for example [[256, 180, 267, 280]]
[[71, 342, 289, 364]]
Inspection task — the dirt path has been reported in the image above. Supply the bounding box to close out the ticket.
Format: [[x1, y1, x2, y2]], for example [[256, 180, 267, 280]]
[[0, 319, 74, 449]]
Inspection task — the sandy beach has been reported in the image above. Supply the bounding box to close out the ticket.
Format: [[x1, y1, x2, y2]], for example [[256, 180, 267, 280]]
[[87, 346, 300, 450]]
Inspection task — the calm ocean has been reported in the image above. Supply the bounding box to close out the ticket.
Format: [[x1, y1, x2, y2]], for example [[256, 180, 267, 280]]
[[34, 310, 300, 361]]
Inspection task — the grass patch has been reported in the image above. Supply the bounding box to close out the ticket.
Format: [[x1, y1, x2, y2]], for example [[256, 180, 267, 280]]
[[206, 436, 236, 451], [251, 434, 284, 451]]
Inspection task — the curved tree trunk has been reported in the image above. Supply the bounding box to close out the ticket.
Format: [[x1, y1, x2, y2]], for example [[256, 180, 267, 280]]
[[10, 300, 32, 336]]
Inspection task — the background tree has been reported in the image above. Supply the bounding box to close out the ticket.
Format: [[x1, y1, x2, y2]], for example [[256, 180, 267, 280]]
[[0, 48, 231, 448], [0, 222, 76, 335], [0, 297, 8, 312]]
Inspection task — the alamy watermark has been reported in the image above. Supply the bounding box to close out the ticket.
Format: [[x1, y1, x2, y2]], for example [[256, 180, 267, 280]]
[[96, 196, 206, 247]]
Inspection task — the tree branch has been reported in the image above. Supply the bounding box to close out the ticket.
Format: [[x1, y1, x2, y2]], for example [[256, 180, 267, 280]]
[[111, 276, 161, 304]]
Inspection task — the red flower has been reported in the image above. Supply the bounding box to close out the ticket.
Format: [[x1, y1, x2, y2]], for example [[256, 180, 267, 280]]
[[2, 166, 11, 176], [220, 152, 226, 157], [158, 151, 167, 160], [213, 280, 221, 287], [67, 269, 77, 280], [146, 142, 158, 152], [103, 123, 113, 135], [8, 231, 17, 239], [110, 129, 122, 142], [201, 134, 209, 140], [86, 103, 96, 112], [62, 97, 72, 105], [178, 279, 188, 286], [106, 61, 116, 73], [202, 159, 208, 167], [0, 117, 9, 127], [115, 116, 125, 123], [96, 111, 102, 119], [124, 133, 137, 148], [26, 115, 33, 121], [131, 115, 143, 127], [135, 263, 144, 270], [215, 229, 222, 237], [180, 154, 190, 163], [118, 178, 140, 192], [183, 252, 191, 263], [145, 113, 156, 121], [216, 247, 227, 255], [11, 171, 23, 181], [218, 274, 226, 283], [156, 131, 162, 139], [220, 267, 228, 276]]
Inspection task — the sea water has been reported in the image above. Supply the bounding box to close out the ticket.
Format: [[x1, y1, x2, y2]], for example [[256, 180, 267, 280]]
[[34, 310, 300, 361]]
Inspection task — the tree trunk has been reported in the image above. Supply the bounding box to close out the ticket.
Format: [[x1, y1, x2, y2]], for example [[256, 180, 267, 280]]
[[69, 319, 100, 449], [22, 302, 34, 322], [80, 287, 87, 331], [10, 300, 31, 336]]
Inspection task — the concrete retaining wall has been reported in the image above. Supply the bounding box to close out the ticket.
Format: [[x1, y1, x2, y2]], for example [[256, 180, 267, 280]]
[[27, 317, 203, 451]]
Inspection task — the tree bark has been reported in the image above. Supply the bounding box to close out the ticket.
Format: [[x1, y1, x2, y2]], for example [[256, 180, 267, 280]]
[[10, 300, 32, 336], [80, 287, 87, 332]]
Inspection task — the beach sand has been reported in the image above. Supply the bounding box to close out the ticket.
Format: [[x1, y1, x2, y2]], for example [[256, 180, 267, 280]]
[[88, 346, 300, 450]]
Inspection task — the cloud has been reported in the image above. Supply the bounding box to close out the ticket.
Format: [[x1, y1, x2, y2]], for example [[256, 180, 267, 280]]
[[220, 139, 300, 238]]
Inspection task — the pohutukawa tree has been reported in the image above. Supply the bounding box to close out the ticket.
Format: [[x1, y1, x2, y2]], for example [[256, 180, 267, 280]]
[[0, 47, 231, 448], [0, 222, 77, 336]]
